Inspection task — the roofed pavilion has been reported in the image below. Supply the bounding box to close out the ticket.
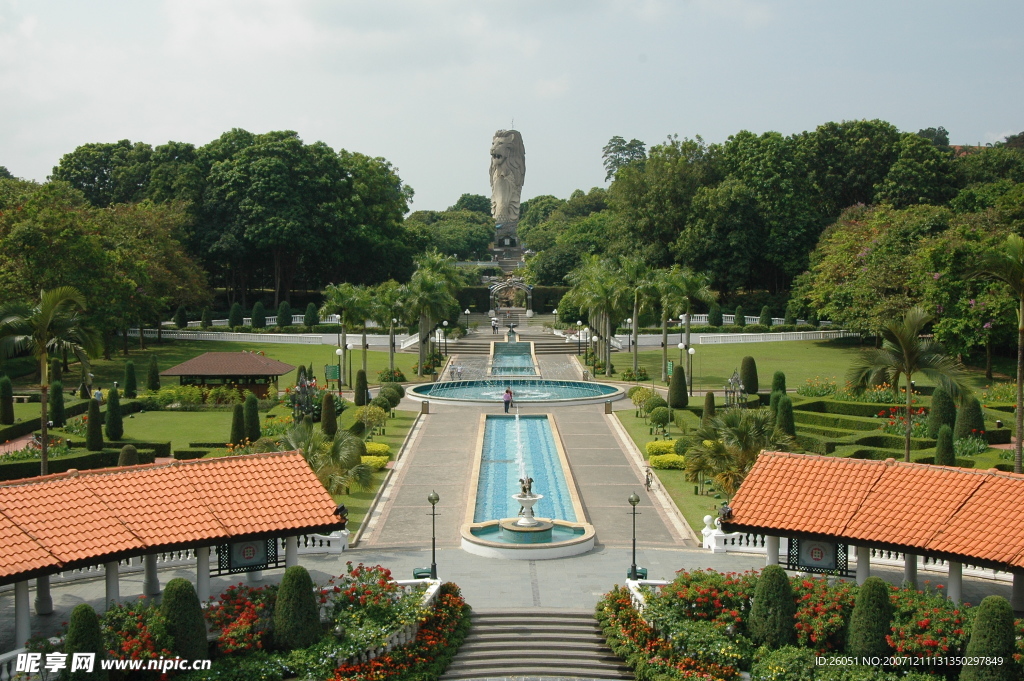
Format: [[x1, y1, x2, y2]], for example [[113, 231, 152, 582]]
[[161, 351, 294, 398]]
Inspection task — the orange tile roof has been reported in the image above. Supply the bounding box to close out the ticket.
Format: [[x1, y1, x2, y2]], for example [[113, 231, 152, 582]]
[[0, 452, 342, 585], [726, 452, 1024, 570], [161, 352, 294, 377]]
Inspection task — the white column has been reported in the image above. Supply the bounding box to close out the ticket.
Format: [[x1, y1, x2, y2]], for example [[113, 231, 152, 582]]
[[246, 570, 263, 584], [104, 561, 120, 609], [34, 575, 53, 615], [947, 561, 962, 603], [765, 536, 779, 566], [15, 581, 31, 648], [196, 547, 210, 603], [1012, 572, 1024, 612], [143, 554, 160, 596], [285, 536, 298, 567], [856, 546, 871, 585], [903, 553, 917, 589]]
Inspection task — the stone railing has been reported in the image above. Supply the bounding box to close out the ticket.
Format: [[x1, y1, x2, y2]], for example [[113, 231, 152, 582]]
[[699, 330, 856, 345], [623, 579, 670, 618]]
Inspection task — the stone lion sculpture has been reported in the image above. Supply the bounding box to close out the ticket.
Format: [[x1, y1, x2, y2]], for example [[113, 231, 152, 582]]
[[489, 130, 526, 225]]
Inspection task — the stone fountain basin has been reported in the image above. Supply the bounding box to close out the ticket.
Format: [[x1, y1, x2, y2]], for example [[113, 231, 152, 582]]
[[498, 518, 554, 543]]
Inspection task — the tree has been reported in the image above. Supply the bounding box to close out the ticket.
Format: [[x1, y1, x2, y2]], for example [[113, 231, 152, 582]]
[[244, 393, 260, 443], [274, 565, 322, 651], [105, 386, 123, 440], [776, 396, 796, 437], [565, 256, 626, 376], [354, 369, 368, 407], [230, 403, 245, 446], [62, 604, 108, 681], [0, 286, 100, 475], [748, 565, 795, 649], [405, 209, 495, 260], [668, 363, 687, 408], [251, 301, 266, 329], [173, 306, 187, 329], [448, 193, 491, 215], [759, 305, 771, 327], [734, 305, 745, 326], [321, 393, 338, 439], [740, 356, 759, 394], [320, 282, 370, 382], [708, 302, 723, 327], [50, 358, 62, 382], [846, 576, 892, 659], [50, 139, 153, 207], [49, 380, 65, 428], [771, 371, 786, 394], [769, 390, 782, 418], [960, 596, 1016, 681], [0, 166, 13, 179], [368, 280, 406, 374], [161, 578, 207, 660], [702, 391, 716, 424], [86, 399, 103, 451], [404, 252, 458, 376], [228, 302, 243, 328], [935, 425, 955, 466], [619, 256, 657, 373], [927, 387, 956, 438], [916, 126, 950, 151], [278, 421, 372, 494], [847, 307, 971, 461], [200, 308, 212, 329], [304, 302, 318, 328], [147, 354, 160, 391], [875, 133, 958, 209], [0, 375, 12, 425], [954, 396, 986, 440], [277, 300, 292, 326], [602, 136, 646, 181], [118, 444, 139, 466], [123, 361, 137, 399]]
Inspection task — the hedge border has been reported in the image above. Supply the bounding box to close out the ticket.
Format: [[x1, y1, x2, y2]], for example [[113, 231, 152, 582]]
[[0, 448, 156, 481]]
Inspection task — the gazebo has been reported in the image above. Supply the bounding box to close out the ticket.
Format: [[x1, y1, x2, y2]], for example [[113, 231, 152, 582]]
[[161, 351, 294, 398]]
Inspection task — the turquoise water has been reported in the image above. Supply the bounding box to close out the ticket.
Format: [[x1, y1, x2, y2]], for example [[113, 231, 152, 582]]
[[471, 524, 585, 544], [473, 415, 576, 523], [491, 341, 536, 375], [412, 379, 618, 402]]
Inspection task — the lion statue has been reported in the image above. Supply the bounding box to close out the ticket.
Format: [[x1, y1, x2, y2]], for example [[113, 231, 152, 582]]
[[489, 130, 526, 225]]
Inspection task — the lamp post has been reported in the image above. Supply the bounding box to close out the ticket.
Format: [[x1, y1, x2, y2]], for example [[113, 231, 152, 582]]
[[464, 309, 470, 331], [428, 490, 439, 579], [626, 318, 632, 352], [687, 347, 696, 397], [628, 492, 640, 580], [389, 318, 397, 373], [442, 321, 448, 356], [576, 320, 582, 355], [346, 343, 354, 388], [677, 342, 685, 374], [335, 348, 343, 397]]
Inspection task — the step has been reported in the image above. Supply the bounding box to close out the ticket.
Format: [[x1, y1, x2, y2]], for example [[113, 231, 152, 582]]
[[458, 640, 609, 654], [443, 658, 631, 677]]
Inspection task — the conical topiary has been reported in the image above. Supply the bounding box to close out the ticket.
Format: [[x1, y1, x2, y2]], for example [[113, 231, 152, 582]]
[[123, 361, 137, 399], [322, 393, 338, 439], [118, 444, 139, 466], [734, 305, 745, 327], [228, 302, 244, 328], [230, 404, 245, 446], [0, 375, 12, 425], [244, 393, 260, 443], [304, 302, 319, 328], [960, 595, 1016, 681], [846, 576, 892, 659], [173, 305, 188, 329], [50, 358, 62, 383], [784, 303, 797, 326], [274, 565, 322, 651], [708, 302, 723, 327], [161, 578, 207, 661], [355, 369, 368, 407], [105, 387, 123, 441], [927, 387, 956, 438], [200, 307, 212, 329], [86, 399, 103, 451], [935, 424, 955, 466], [668, 363, 688, 408], [49, 380, 65, 427], [954, 396, 986, 441], [776, 395, 796, 436], [759, 305, 771, 327], [61, 603, 108, 681], [771, 371, 786, 394], [147, 354, 160, 392], [740, 356, 759, 394], [769, 390, 783, 418], [702, 391, 716, 424], [277, 301, 292, 327], [748, 564, 795, 649], [251, 302, 266, 329]]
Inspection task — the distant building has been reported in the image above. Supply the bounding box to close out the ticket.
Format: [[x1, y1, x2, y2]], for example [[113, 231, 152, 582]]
[[161, 351, 294, 398]]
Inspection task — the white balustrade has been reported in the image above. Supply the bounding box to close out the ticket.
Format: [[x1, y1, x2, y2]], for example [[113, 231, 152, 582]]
[[699, 331, 857, 345]]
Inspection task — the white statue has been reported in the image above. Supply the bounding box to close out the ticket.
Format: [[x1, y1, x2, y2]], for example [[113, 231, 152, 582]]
[[489, 130, 526, 225]]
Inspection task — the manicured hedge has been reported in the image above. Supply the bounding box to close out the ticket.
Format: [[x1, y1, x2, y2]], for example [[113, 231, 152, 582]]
[[912, 455, 977, 468], [792, 409, 880, 431], [645, 440, 677, 456], [173, 449, 209, 460], [0, 448, 156, 481], [854, 434, 934, 451], [70, 439, 171, 458], [189, 441, 231, 448], [0, 399, 93, 442]]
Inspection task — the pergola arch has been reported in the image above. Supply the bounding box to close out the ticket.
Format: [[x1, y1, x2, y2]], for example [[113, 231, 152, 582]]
[[489, 280, 533, 314]]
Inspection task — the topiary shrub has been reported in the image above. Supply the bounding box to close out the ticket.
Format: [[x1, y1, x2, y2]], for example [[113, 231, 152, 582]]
[[117, 444, 138, 466], [935, 424, 955, 466], [251, 302, 266, 329], [960, 595, 1016, 681], [668, 363, 688, 408], [734, 305, 745, 327], [62, 603, 108, 681], [650, 453, 686, 469], [321, 393, 338, 439], [0, 375, 12, 425], [354, 369, 368, 407], [776, 396, 795, 436], [748, 564, 795, 649], [304, 302, 319, 327], [274, 565, 322, 651], [50, 357, 62, 383], [954, 396, 986, 440], [772, 371, 786, 394], [161, 578, 207, 660], [784, 303, 798, 326], [379, 386, 401, 409], [230, 403, 245, 446], [769, 390, 783, 418], [759, 305, 772, 327], [740, 356, 759, 394], [277, 301, 292, 327], [649, 406, 671, 433], [173, 305, 188, 329], [49, 380, 65, 427], [381, 381, 405, 398], [370, 395, 392, 413], [228, 302, 244, 328], [365, 442, 392, 458], [703, 391, 716, 424], [147, 354, 160, 392], [244, 393, 260, 442], [646, 440, 677, 456], [926, 387, 956, 438], [200, 308, 212, 329], [86, 399, 103, 451], [708, 302, 723, 327], [846, 576, 892, 659], [123, 361, 137, 399], [104, 387, 123, 440], [642, 394, 668, 416], [361, 455, 390, 471]]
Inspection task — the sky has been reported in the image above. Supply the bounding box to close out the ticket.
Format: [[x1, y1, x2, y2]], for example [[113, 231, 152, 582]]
[[1, 0, 1021, 212]]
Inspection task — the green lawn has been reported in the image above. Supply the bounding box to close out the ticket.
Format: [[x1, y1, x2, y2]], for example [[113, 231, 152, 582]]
[[115, 410, 233, 452]]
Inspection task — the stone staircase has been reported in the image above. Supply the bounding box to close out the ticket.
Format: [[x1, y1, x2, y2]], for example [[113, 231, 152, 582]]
[[451, 334, 578, 356], [442, 611, 632, 680]]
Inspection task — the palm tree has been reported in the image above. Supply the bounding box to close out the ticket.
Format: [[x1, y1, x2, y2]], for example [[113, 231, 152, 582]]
[[368, 280, 407, 375], [408, 254, 458, 376], [618, 256, 658, 374], [278, 421, 373, 495], [654, 267, 687, 382], [974, 234, 1024, 473], [565, 257, 626, 376], [0, 287, 100, 475], [677, 269, 716, 361], [320, 282, 369, 386], [847, 306, 971, 462]]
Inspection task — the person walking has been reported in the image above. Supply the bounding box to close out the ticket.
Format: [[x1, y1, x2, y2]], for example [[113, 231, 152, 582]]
[[457, 365, 463, 380], [491, 318, 498, 335], [503, 387, 513, 413], [449, 364, 456, 381]]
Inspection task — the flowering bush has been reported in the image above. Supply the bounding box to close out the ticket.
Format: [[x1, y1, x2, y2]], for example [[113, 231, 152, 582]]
[[982, 382, 1017, 404], [101, 598, 175, 668], [64, 414, 89, 437], [377, 368, 407, 383], [875, 406, 929, 438], [796, 377, 838, 397], [206, 582, 279, 655], [953, 435, 989, 458], [838, 382, 919, 405], [647, 569, 756, 632], [886, 581, 970, 662], [791, 577, 856, 653], [621, 367, 650, 382], [262, 414, 294, 438]]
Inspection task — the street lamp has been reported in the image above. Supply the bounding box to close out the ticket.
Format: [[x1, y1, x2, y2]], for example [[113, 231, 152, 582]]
[[464, 309, 470, 330], [428, 490, 440, 579], [389, 318, 398, 373], [677, 342, 685, 375], [576, 320, 582, 355], [335, 348, 343, 396], [626, 318, 632, 351], [628, 492, 640, 580], [346, 343, 354, 389], [687, 346, 696, 397], [442, 320, 448, 356]]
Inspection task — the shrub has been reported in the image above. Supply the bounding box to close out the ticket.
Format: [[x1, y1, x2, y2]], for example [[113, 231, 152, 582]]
[[961, 596, 1016, 681], [276, 301, 292, 327], [304, 302, 319, 327], [740, 356, 759, 394], [776, 396, 795, 436], [161, 578, 207, 660], [230, 403, 245, 446], [650, 453, 686, 469], [251, 301, 266, 329], [49, 380, 65, 427], [365, 442, 392, 457], [321, 393, 338, 439], [370, 395, 392, 413], [228, 302, 244, 328], [846, 576, 892, 659], [173, 305, 188, 329], [772, 371, 786, 394], [759, 305, 772, 327], [0, 375, 11, 425], [749, 564, 795, 649], [118, 444, 138, 466], [708, 302, 723, 327], [147, 354, 160, 391], [200, 307, 212, 329], [703, 391, 716, 423], [123, 361, 137, 398], [361, 455, 390, 471], [668, 363, 688, 408], [355, 369, 368, 406], [954, 396, 986, 440], [104, 387, 123, 440], [62, 603, 108, 681], [50, 357, 62, 382], [86, 399, 103, 451], [734, 305, 745, 326], [807, 309, 819, 326], [769, 390, 782, 417], [379, 386, 401, 409], [646, 440, 677, 456], [377, 368, 407, 383], [649, 406, 671, 432], [274, 565, 322, 651], [751, 645, 815, 681], [927, 387, 956, 438], [935, 424, 955, 466], [380, 381, 405, 398], [243, 394, 260, 442], [642, 394, 667, 415], [784, 303, 798, 326]]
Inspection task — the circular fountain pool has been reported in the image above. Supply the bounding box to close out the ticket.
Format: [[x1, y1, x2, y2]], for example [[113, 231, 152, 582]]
[[409, 379, 623, 405]]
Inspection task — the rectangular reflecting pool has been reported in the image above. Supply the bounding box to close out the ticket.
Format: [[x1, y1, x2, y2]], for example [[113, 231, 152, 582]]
[[489, 341, 537, 375]]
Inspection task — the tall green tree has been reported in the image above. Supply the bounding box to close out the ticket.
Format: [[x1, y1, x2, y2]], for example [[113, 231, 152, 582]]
[[875, 133, 958, 209], [368, 280, 406, 374], [147, 354, 160, 391], [602, 136, 646, 181], [278, 421, 373, 494], [0, 287, 100, 474], [50, 139, 153, 207], [618, 256, 657, 373], [320, 282, 370, 385], [105, 386, 123, 440], [565, 256, 626, 376], [405, 251, 458, 375]]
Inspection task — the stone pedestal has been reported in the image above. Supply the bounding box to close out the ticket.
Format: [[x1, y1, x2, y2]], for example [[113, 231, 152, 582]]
[[512, 493, 542, 527]]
